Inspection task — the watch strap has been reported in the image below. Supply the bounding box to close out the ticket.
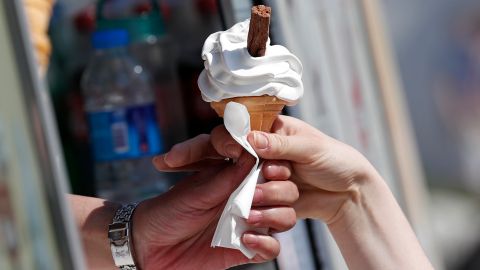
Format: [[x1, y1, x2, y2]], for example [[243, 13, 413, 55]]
[[113, 203, 139, 223], [109, 203, 139, 270]]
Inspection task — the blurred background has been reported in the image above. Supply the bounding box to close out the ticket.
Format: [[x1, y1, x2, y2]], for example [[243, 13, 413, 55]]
[[1, 0, 480, 269], [384, 0, 480, 268]]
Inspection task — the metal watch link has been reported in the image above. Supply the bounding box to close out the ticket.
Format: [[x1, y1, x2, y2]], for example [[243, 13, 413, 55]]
[[108, 203, 140, 270]]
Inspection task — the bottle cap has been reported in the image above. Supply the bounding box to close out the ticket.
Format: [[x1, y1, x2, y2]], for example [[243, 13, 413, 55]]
[[127, 14, 166, 43], [95, 0, 167, 44], [92, 29, 129, 49]]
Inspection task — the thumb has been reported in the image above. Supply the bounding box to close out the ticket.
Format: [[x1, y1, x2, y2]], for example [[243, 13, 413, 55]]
[[247, 131, 317, 163]]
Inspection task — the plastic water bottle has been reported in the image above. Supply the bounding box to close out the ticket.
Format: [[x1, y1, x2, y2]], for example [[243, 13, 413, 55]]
[[96, 0, 188, 148], [81, 29, 167, 202], [128, 22, 188, 149]]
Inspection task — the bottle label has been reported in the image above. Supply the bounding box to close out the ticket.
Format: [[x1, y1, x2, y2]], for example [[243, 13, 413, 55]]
[[87, 104, 163, 161]]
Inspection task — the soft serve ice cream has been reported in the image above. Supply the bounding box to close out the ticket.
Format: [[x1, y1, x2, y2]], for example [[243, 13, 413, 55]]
[[198, 19, 304, 105], [202, 7, 304, 259]]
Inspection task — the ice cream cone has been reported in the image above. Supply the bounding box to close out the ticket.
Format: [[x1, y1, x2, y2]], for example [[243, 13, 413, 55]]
[[210, 95, 287, 132]]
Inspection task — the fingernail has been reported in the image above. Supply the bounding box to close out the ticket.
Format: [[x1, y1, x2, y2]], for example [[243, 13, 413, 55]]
[[248, 210, 263, 223], [163, 152, 172, 166], [253, 132, 269, 149], [243, 234, 259, 246], [253, 188, 263, 204], [225, 144, 241, 158]]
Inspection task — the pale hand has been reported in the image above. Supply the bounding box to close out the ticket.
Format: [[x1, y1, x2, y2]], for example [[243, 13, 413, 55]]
[[157, 116, 375, 224], [155, 116, 434, 270]]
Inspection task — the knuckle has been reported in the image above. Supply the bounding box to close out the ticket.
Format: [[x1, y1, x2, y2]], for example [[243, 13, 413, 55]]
[[225, 143, 242, 158], [287, 181, 300, 202], [211, 126, 228, 142], [212, 129, 233, 153], [267, 208, 296, 231], [265, 182, 281, 202], [211, 125, 224, 135], [170, 142, 183, 153], [286, 209, 297, 229], [270, 134, 288, 156], [280, 162, 293, 178], [270, 244, 280, 259], [275, 245, 281, 258], [195, 133, 210, 142], [262, 239, 280, 260], [185, 144, 195, 163]]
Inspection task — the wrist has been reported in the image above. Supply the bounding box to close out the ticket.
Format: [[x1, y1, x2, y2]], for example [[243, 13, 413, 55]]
[[131, 200, 151, 269], [69, 195, 121, 269], [324, 162, 384, 226], [325, 168, 432, 269], [326, 169, 386, 229]]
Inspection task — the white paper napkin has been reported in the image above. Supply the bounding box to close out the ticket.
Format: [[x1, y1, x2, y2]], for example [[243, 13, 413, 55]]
[[211, 102, 267, 259]]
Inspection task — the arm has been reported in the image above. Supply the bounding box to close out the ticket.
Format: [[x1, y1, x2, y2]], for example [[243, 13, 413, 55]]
[[234, 118, 433, 270], [235, 117, 433, 269], [155, 116, 433, 270], [69, 150, 298, 270], [327, 169, 432, 269], [69, 195, 119, 270]]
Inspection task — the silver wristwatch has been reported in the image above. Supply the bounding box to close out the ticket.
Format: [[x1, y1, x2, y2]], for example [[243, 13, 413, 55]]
[[108, 203, 139, 270]]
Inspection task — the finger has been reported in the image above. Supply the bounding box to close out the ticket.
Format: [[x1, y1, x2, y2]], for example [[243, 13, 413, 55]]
[[252, 180, 299, 206], [243, 233, 280, 262], [247, 207, 296, 233], [153, 157, 230, 172], [247, 131, 322, 163], [162, 134, 222, 168], [186, 151, 256, 207], [262, 160, 292, 181], [270, 115, 317, 135], [211, 125, 243, 158]]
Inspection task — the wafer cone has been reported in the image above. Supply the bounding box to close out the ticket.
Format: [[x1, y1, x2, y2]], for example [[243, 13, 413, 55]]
[[210, 95, 287, 132]]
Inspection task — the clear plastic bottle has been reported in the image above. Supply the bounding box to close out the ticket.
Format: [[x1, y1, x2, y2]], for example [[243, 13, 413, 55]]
[[95, 0, 188, 148], [81, 29, 167, 202], [129, 30, 188, 148]]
